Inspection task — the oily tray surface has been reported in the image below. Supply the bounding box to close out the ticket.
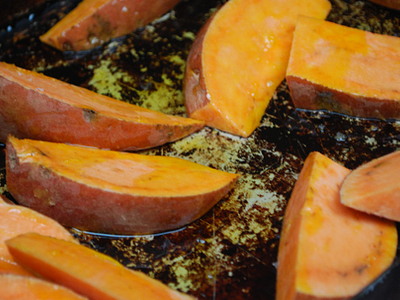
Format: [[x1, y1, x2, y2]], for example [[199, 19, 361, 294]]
[[0, 0, 400, 299]]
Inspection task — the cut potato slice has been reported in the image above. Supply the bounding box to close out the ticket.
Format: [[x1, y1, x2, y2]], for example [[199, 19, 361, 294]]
[[340, 150, 400, 221], [6, 233, 194, 300], [40, 0, 182, 51], [0, 62, 204, 151], [184, 0, 331, 137], [276, 152, 397, 300], [286, 16, 400, 119], [0, 195, 75, 277], [6, 136, 239, 234], [0, 274, 88, 300]]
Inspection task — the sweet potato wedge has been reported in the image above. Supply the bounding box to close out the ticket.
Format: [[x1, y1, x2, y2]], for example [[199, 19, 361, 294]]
[[0, 274, 88, 300], [6, 233, 195, 300], [6, 136, 239, 234], [286, 16, 400, 120], [276, 152, 397, 300], [183, 0, 331, 137], [40, 0, 182, 51], [0, 62, 204, 151], [340, 150, 400, 221], [0, 194, 75, 277]]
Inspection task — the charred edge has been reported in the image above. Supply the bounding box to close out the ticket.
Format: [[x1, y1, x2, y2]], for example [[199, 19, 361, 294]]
[[316, 91, 345, 113], [62, 41, 74, 52], [372, 161, 385, 169], [89, 13, 113, 47], [355, 264, 369, 275], [83, 108, 98, 122], [35, 147, 48, 157]]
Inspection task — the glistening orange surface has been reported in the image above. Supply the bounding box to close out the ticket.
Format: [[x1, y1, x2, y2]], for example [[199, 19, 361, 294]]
[[341, 150, 400, 222], [276, 152, 397, 300], [0, 274, 88, 300], [0, 195, 75, 276], [199, 0, 331, 136], [6, 233, 194, 300], [287, 16, 400, 100], [10, 136, 239, 197]]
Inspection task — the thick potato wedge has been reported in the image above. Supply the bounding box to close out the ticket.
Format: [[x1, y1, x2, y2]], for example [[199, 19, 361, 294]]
[[0, 195, 75, 277], [286, 16, 400, 119], [184, 0, 331, 137], [340, 150, 400, 221], [6, 136, 239, 234], [0, 62, 204, 151], [276, 152, 397, 300], [6, 233, 194, 300], [0, 274, 88, 300], [40, 0, 182, 51]]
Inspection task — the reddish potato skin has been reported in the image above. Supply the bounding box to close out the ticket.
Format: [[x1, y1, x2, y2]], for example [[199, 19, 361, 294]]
[[5, 140, 237, 235], [40, 0, 182, 51], [183, 14, 236, 133], [183, 15, 214, 117], [368, 0, 400, 10], [0, 64, 204, 151], [287, 76, 400, 120]]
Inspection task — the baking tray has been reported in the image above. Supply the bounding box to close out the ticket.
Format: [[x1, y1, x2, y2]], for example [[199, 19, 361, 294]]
[[0, 0, 399, 299]]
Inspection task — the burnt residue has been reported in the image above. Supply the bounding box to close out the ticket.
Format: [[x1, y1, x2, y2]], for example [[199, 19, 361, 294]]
[[0, 0, 400, 299], [83, 108, 97, 122]]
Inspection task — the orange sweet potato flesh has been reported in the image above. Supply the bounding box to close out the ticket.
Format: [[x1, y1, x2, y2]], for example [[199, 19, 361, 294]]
[[40, 0, 182, 51], [0, 62, 204, 151], [6, 233, 195, 300], [183, 0, 331, 137], [6, 136, 239, 234], [0, 274, 88, 300], [0, 194, 75, 277], [286, 16, 400, 120], [276, 152, 397, 300], [340, 150, 400, 221]]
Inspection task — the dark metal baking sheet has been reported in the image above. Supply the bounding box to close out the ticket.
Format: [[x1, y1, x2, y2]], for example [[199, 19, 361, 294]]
[[0, 0, 399, 299]]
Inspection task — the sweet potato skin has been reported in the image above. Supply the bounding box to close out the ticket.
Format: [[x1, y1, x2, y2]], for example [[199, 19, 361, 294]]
[[40, 0, 182, 51], [286, 17, 400, 120], [368, 0, 400, 10], [6, 137, 239, 234], [0, 274, 88, 300], [340, 150, 400, 221], [183, 15, 214, 120], [0, 62, 204, 151], [276, 152, 397, 300], [5, 233, 195, 300], [0, 195, 75, 277], [287, 76, 400, 119]]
